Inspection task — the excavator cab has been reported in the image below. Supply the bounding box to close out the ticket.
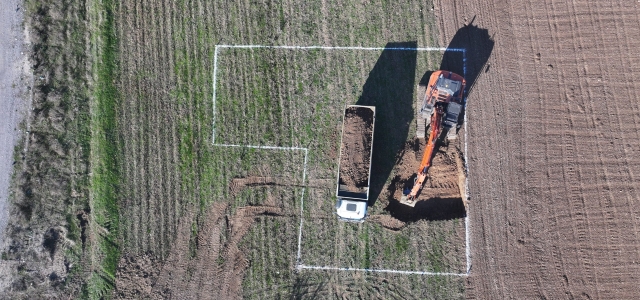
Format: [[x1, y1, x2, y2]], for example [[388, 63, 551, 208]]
[[435, 76, 463, 99], [420, 72, 464, 118]]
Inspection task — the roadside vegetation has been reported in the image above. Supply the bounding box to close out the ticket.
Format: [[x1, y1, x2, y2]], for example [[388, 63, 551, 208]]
[[2, 0, 121, 298]]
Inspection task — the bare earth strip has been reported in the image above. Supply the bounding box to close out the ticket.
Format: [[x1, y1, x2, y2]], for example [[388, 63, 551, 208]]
[[0, 0, 29, 248], [435, 0, 640, 298]]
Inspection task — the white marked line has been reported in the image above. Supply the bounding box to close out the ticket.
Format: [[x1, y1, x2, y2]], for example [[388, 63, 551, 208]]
[[297, 265, 468, 277], [464, 111, 471, 274], [465, 216, 471, 274], [302, 148, 308, 183], [214, 143, 308, 152], [297, 187, 305, 263], [296, 149, 308, 263], [216, 44, 465, 52], [462, 49, 471, 275], [212, 45, 219, 144]]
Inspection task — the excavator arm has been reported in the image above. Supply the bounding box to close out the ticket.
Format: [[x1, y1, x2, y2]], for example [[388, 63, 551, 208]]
[[400, 106, 444, 206]]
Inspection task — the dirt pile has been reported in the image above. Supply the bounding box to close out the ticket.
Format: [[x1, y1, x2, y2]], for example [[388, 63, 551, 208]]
[[390, 139, 463, 202], [384, 138, 466, 222], [338, 106, 374, 191]]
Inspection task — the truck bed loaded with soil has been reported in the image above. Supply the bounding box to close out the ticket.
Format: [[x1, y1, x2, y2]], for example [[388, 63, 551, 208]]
[[335, 105, 375, 221]]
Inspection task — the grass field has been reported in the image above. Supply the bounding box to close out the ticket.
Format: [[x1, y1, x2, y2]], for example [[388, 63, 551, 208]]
[[4, 0, 467, 298], [10, 0, 640, 299], [113, 0, 468, 298]]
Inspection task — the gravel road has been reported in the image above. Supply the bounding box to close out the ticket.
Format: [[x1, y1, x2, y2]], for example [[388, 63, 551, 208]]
[[0, 0, 29, 247]]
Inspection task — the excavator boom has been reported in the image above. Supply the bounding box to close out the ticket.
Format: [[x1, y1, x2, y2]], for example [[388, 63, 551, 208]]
[[400, 107, 442, 205], [418, 108, 442, 174]]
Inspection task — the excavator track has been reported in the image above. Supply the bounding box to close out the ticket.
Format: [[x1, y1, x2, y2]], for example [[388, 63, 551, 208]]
[[416, 84, 427, 138]]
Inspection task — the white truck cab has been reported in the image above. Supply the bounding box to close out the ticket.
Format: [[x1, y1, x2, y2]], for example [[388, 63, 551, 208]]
[[335, 198, 368, 222]]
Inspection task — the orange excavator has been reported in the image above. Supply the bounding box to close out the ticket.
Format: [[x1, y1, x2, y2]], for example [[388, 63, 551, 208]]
[[400, 71, 466, 206]]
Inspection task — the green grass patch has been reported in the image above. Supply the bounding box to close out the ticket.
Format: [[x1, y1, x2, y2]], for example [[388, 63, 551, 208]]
[[86, 0, 121, 298]]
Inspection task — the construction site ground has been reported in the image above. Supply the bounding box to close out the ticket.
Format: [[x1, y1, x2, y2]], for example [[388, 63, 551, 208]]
[[4, 0, 640, 299], [107, 0, 467, 297]]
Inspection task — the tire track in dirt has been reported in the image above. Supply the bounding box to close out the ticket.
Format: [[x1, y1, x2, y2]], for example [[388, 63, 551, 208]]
[[588, 2, 640, 291], [167, 0, 182, 254], [146, 0, 161, 258], [129, 0, 144, 254], [140, 0, 153, 256], [436, 0, 524, 296], [541, 0, 598, 296], [168, 0, 182, 263], [118, 0, 141, 253], [116, 201, 245, 299], [150, 0, 164, 257], [595, 1, 640, 284], [517, 1, 569, 297], [159, 0, 179, 259]]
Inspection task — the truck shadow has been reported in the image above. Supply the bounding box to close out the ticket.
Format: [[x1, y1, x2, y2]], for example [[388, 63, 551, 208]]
[[355, 42, 417, 208], [419, 21, 494, 131]]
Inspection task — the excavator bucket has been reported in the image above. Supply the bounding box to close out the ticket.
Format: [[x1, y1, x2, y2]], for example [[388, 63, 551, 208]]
[[400, 194, 418, 207]]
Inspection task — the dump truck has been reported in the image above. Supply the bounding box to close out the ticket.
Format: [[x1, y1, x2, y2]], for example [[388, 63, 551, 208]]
[[401, 70, 466, 206], [335, 105, 376, 222]]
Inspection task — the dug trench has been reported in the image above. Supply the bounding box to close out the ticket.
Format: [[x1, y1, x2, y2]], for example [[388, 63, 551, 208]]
[[381, 137, 467, 225]]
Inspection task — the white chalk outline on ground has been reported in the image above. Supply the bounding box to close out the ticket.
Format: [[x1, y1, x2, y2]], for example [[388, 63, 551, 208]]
[[212, 44, 470, 276]]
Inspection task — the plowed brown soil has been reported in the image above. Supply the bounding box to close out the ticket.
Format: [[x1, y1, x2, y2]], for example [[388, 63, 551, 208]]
[[338, 106, 374, 191], [435, 0, 640, 298]]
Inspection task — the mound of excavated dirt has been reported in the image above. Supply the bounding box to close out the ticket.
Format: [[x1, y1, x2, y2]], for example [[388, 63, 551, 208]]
[[338, 107, 374, 191], [384, 138, 466, 222], [393, 139, 463, 201]]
